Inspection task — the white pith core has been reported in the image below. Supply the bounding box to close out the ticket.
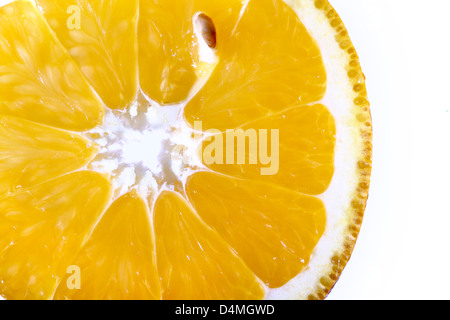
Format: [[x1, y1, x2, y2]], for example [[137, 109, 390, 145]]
[[85, 96, 204, 202]]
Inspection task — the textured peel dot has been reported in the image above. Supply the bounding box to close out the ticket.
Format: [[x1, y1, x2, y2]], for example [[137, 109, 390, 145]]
[[320, 276, 334, 288], [348, 69, 359, 78], [339, 40, 351, 49], [354, 84, 364, 92], [330, 18, 340, 27], [349, 60, 360, 67], [327, 9, 336, 19], [355, 97, 369, 106], [315, 0, 326, 9], [356, 113, 367, 122]]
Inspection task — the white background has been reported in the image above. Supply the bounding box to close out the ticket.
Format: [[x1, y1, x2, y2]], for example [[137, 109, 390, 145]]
[[326, 0, 450, 300]]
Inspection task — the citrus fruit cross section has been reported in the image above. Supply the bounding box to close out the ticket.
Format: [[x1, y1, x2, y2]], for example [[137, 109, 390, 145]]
[[0, 0, 372, 300]]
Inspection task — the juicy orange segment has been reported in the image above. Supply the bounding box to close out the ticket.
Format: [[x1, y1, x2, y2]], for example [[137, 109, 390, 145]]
[[36, 0, 139, 109], [0, 115, 97, 195], [53, 192, 161, 300], [153, 191, 265, 300], [184, 0, 327, 130], [0, 172, 111, 300], [138, 0, 243, 105], [201, 104, 336, 195], [0, 0, 104, 131], [186, 172, 326, 288], [138, 0, 197, 105]]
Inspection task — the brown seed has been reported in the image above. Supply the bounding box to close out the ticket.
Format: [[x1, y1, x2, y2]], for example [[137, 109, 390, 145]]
[[195, 13, 217, 49]]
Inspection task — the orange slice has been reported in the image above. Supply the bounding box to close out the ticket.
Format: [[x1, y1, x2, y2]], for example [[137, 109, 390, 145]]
[[0, 0, 372, 300]]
